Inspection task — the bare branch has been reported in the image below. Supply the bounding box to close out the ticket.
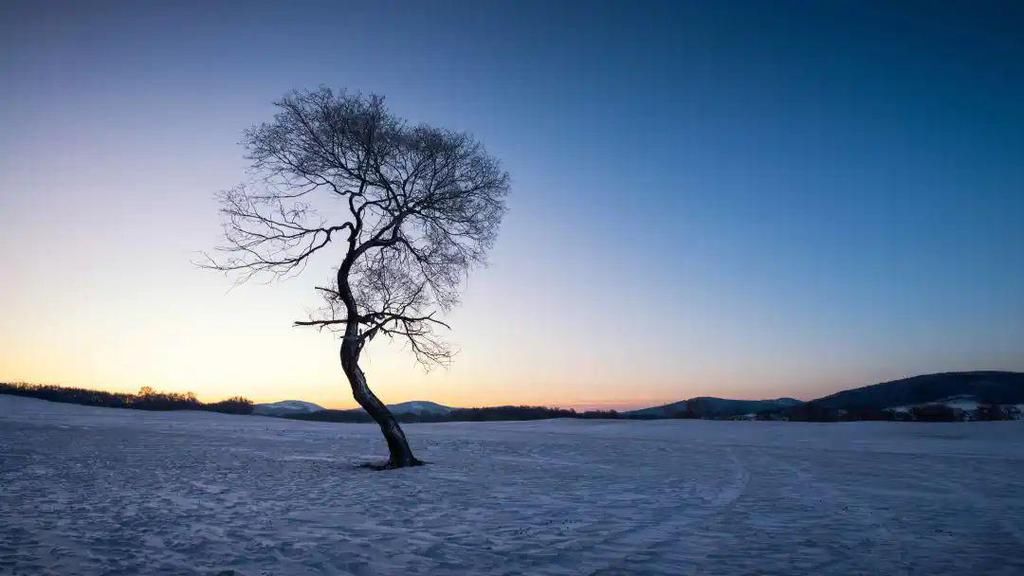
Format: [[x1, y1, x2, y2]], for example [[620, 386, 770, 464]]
[[201, 87, 509, 369]]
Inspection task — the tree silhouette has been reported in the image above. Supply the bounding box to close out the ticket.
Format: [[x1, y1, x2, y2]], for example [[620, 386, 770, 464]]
[[202, 87, 509, 468]]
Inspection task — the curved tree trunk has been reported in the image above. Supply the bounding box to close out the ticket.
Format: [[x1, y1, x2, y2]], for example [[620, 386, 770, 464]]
[[340, 335, 421, 468]]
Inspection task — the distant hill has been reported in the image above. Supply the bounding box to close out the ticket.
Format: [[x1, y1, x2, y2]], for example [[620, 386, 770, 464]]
[[257, 400, 454, 422], [253, 400, 324, 416], [783, 371, 1024, 421], [388, 401, 453, 416], [625, 397, 802, 419], [246, 373, 1024, 424], [7, 371, 1023, 424]]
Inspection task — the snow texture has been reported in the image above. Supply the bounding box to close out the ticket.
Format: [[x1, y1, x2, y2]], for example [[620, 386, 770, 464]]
[[252, 401, 324, 416], [2, 394, 1023, 575]]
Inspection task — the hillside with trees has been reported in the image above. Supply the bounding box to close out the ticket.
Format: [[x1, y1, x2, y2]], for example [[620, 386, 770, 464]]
[[0, 383, 253, 415]]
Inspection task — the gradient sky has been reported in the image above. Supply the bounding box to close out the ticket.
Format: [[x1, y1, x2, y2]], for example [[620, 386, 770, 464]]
[[2, 1, 1022, 410]]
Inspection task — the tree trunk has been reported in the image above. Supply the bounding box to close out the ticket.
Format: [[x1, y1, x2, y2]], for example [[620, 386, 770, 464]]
[[340, 335, 421, 468]]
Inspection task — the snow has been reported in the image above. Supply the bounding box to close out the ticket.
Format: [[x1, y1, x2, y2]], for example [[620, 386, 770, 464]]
[[253, 400, 324, 416], [890, 395, 982, 413], [945, 399, 981, 411], [2, 395, 1024, 575]]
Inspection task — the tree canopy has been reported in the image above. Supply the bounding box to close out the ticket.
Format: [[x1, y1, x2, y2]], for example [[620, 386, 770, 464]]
[[204, 87, 510, 365]]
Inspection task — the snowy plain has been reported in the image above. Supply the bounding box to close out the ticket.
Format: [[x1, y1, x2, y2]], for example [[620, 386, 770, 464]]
[[2, 394, 1023, 575]]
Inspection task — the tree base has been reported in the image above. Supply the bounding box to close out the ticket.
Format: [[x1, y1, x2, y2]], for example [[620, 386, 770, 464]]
[[359, 458, 426, 471]]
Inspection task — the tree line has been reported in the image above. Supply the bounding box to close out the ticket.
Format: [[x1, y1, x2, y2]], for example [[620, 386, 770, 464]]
[[288, 405, 1018, 424], [286, 406, 622, 424], [775, 403, 1022, 422], [0, 382, 254, 414], [5, 382, 1019, 423]]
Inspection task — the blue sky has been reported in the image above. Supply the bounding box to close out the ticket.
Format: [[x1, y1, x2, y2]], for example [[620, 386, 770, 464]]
[[1, 1, 1022, 408]]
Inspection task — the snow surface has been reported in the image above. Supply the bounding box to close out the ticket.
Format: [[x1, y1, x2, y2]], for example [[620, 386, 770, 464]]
[[889, 395, 983, 414], [2, 394, 1024, 575]]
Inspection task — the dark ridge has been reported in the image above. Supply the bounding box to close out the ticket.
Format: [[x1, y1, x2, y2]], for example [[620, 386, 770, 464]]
[[284, 405, 620, 424], [781, 371, 1024, 422]]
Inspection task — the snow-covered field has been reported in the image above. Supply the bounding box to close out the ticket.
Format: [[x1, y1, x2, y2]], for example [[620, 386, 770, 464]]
[[2, 395, 1023, 575]]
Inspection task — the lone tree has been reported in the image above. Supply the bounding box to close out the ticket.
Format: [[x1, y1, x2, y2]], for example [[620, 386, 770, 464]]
[[203, 88, 509, 468]]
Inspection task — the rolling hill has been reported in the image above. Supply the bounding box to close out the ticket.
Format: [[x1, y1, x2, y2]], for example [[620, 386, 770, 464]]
[[625, 397, 803, 419], [253, 400, 324, 416], [782, 371, 1024, 421], [387, 401, 453, 416]]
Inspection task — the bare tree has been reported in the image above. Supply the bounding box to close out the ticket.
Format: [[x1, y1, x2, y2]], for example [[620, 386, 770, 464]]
[[201, 88, 509, 468]]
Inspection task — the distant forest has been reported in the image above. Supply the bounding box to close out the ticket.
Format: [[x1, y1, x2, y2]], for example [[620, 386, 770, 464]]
[[0, 382, 254, 414], [288, 404, 1021, 424], [288, 406, 622, 424], [4, 372, 1023, 423], [773, 403, 1020, 423]]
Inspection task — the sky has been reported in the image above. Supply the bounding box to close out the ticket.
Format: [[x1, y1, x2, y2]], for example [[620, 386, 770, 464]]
[[1, 1, 1022, 410]]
